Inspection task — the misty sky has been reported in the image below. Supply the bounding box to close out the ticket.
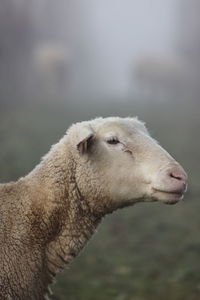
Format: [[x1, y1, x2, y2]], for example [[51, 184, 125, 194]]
[[6, 0, 179, 101], [79, 0, 178, 97]]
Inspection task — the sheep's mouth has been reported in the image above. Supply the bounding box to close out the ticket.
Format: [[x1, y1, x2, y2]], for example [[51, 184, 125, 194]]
[[152, 188, 184, 204]]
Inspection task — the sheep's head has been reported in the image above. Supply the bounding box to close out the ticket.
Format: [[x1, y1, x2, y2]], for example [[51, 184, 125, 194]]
[[68, 117, 187, 214]]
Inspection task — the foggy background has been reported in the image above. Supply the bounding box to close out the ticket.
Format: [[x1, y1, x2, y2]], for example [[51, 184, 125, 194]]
[[0, 1, 200, 299]]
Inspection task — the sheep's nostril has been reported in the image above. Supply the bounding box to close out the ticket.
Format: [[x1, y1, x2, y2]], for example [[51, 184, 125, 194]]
[[170, 172, 184, 181], [168, 169, 187, 192]]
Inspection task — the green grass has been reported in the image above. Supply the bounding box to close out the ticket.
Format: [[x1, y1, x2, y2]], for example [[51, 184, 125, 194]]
[[52, 194, 200, 300]]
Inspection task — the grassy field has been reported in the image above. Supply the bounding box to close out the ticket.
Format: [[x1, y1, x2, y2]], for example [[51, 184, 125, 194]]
[[0, 99, 199, 300], [51, 194, 200, 300]]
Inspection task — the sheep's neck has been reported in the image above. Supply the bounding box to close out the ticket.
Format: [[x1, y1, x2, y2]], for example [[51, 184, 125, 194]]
[[39, 158, 102, 282], [46, 199, 101, 279], [25, 147, 103, 297]]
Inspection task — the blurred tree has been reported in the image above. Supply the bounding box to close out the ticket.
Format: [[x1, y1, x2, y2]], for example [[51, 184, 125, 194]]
[[176, 0, 200, 98], [0, 0, 37, 106]]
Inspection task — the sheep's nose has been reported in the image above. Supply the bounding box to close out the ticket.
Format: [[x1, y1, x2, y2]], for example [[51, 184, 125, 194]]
[[167, 167, 187, 193]]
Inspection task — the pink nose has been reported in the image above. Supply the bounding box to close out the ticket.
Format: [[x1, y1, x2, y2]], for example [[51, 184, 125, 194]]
[[168, 167, 187, 193]]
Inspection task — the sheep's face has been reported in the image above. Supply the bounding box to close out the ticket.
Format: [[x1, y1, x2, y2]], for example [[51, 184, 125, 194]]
[[74, 117, 187, 213]]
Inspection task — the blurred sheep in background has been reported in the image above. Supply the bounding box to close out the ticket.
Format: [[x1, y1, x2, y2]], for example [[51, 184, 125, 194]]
[[32, 43, 72, 101]]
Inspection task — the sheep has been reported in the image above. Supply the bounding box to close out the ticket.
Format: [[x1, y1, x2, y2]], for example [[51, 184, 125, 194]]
[[32, 43, 72, 100], [0, 117, 187, 300], [133, 55, 189, 102]]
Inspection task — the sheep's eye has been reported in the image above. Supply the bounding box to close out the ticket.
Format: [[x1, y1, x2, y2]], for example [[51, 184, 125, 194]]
[[107, 138, 119, 145]]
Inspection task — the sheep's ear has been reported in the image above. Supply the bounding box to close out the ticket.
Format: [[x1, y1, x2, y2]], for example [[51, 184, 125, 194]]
[[76, 128, 95, 155]]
